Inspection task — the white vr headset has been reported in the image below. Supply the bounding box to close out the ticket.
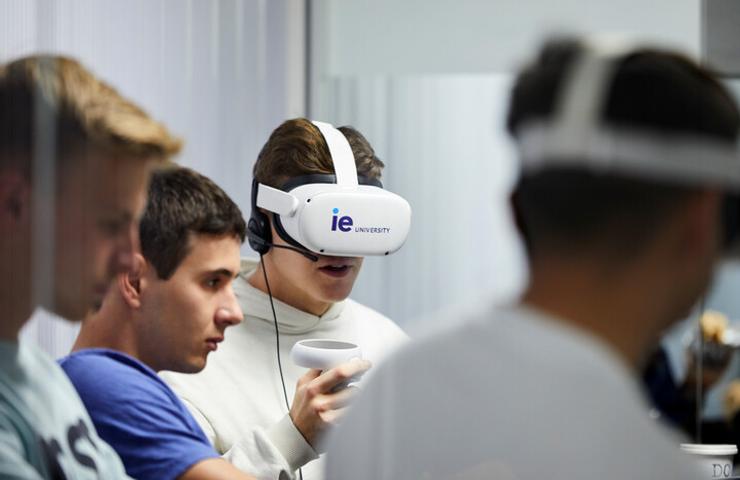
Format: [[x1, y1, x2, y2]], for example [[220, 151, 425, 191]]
[[249, 121, 412, 258]]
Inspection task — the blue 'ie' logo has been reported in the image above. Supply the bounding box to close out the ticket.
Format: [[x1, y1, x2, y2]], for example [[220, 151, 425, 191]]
[[331, 208, 353, 232]]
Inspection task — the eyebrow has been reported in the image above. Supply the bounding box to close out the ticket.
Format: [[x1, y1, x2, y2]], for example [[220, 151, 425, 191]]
[[205, 268, 239, 279]]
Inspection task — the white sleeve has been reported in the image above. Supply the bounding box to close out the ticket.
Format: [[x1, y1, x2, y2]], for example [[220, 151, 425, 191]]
[[180, 398, 318, 480]]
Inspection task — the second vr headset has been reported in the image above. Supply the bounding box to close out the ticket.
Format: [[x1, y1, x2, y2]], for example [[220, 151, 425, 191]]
[[514, 36, 740, 254], [248, 121, 412, 260]]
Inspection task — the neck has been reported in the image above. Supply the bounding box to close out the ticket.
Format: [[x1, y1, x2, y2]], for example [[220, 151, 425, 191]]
[[521, 253, 673, 371], [72, 296, 140, 359], [249, 257, 331, 317]]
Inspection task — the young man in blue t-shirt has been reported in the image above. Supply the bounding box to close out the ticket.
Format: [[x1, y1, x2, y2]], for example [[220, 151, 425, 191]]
[[60, 167, 257, 480]]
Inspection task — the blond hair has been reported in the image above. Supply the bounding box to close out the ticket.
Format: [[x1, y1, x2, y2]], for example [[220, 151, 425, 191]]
[[0, 54, 181, 171]]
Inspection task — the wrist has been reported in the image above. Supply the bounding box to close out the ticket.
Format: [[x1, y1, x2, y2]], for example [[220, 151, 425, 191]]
[[266, 414, 319, 472]]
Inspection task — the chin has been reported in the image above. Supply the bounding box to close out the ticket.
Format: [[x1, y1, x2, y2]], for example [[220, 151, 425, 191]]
[[195, 356, 209, 372], [323, 278, 357, 298], [176, 358, 206, 374], [322, 288, 354, 303]]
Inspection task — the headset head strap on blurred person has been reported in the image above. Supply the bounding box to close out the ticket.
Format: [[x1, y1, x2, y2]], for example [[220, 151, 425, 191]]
[[514, 36, 740, 252]]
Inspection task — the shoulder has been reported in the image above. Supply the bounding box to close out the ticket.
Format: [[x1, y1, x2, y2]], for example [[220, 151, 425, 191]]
[[373, 300, 502, 370], [1, 341, 84, 403], [60, 349, 155, 384], [60, 349, 174, 411], [1, 340, 62, 376], [340, 299, 410, 360], [343, 298, 402, 331]]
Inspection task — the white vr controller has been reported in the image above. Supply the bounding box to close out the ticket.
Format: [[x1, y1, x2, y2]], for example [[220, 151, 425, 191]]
[[290, 339, 362, 370]]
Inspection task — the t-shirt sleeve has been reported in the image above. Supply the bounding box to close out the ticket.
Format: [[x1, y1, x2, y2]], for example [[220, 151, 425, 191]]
[[61, 356, 217, 480]]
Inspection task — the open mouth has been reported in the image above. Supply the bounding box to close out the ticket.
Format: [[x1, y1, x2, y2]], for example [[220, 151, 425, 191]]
[[318, 264, 352, 277]]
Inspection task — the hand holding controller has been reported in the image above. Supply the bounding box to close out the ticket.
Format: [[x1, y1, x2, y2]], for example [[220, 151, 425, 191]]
[[288, 339, 370, 449]]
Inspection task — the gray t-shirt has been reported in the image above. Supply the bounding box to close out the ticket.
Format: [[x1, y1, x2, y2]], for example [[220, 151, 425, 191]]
[[0, 340, 130, 479]]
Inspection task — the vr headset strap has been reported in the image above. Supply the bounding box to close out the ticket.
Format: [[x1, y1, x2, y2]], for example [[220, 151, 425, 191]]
[[312, 121, 359, 187]]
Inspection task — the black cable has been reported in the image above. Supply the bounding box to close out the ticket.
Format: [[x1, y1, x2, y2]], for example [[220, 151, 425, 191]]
[[261, 254, 291, 411], [260, 254, 304, 480]]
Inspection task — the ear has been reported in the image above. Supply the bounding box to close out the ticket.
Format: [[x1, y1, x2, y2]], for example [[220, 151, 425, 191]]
[[118, 253, 147, 309], [0, 169, 30, 228]]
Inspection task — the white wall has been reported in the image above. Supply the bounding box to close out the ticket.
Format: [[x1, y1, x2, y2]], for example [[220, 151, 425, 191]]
[[316, 75, 528, 332], [1, 0, 306, 358], [311, 0, 699, 76]]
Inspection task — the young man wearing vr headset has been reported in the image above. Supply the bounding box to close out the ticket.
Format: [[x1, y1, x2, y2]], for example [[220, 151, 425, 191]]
[[61, 166, 260, 480], [326, 37, 739, 479], [162, 118, 410, 479], [0, 55, 179, 478]]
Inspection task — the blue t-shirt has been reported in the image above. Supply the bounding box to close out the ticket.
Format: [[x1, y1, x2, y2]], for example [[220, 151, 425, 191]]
[[59, 349, 217, 480]]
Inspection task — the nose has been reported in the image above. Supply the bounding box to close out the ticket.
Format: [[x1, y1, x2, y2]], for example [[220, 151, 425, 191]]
[[215, 290, 243, 328]]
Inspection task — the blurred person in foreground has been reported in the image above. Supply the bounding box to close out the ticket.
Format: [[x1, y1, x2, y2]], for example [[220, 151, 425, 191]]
[[326, 36, 740, 479], [0, 55, 180, 478]]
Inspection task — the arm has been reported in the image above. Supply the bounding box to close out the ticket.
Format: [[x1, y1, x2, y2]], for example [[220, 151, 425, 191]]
[[180, 394, 306, 480], [181, 359, 371, 479]]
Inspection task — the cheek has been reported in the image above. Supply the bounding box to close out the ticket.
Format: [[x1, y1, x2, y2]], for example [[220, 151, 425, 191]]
[[54, 218, 94, 278], [55, 199, 108, 264], [169, 289, 210, 331], [274, 250, 314, 281], [84, 228, 120, 278]]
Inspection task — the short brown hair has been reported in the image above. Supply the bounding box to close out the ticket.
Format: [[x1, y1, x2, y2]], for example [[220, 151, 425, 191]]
[[0, 54, 181, 172], [140, 166, 246, 280], [253, 117, 384, 188]]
